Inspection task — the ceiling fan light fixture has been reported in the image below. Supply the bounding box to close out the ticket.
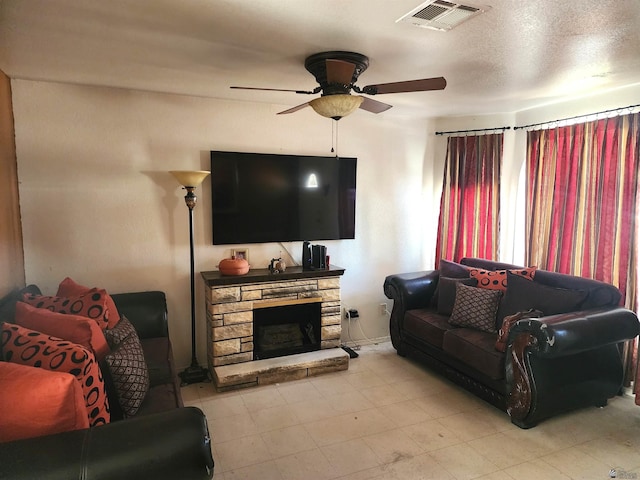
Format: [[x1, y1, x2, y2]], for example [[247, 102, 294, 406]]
[[309, 94, 364, 120]]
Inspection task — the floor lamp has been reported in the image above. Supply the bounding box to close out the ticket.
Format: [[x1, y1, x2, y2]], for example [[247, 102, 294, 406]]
[[170, 170, 211, 385]]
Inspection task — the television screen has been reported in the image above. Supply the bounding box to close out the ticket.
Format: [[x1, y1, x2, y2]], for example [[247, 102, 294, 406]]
[[210, 151, 357, 245]]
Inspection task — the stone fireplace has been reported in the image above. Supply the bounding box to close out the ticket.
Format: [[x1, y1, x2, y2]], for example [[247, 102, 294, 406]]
[[201, 266, 349, 390]]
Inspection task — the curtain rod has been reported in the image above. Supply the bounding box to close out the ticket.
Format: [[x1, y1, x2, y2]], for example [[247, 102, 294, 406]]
[[514, 103, 640, 130], [435, 126, 511, 136]]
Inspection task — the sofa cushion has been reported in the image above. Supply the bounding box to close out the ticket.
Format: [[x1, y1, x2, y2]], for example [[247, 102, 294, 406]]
[[437, 277, 478, 316], [136, 384, 182, 416], [443, 328, 505, 380], [0, 361, 89, 443], [135, 338, 183, 415], [404, 309, 454, 349], [103, 331, 150, 417], [449, 283, 502, 333], [432, 260, 472, 310], [1, 323, 110, 426], [22, 291, 111, 330], [14, 302, 110, 361], [141, 337, 174, 386], [468, 266, 536, 292], [460, 258, 522, 270], [532, 270, 621, 309], [57, 277, 121, 329], [439, 259, 471, 278], [102, 316, 150, 418], [499, 271, 589, 322], [104, 315, 137, 348], [0, 285, 41, 323]]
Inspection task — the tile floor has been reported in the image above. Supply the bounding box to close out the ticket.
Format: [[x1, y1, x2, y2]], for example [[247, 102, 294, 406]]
[[182, 342, 640, 480]]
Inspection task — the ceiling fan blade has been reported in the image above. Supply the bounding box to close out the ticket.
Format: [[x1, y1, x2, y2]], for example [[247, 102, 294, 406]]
[[326, 59, 356, 85], [359, 96, 393, 114], [363, 77, 447, 95], [230, 86, 315, 94], [277, 102, 310, 115]]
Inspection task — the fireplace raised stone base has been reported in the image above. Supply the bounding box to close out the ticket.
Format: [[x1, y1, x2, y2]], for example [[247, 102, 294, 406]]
[[212, 349, 349, 391], [201, 266, 347, 391]]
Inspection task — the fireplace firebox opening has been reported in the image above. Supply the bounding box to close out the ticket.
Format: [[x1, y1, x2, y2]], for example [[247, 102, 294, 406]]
[[253, 298, 322, 360]]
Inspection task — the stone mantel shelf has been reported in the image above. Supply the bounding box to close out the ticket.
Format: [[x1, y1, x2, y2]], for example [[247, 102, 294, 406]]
[[201, 265, 345, 287]]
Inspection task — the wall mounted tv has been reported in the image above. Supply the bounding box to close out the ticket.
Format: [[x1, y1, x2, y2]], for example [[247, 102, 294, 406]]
[[210, 151, 357, 245]]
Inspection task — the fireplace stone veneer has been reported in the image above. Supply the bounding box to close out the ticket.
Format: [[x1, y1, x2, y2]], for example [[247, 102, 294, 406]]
[[201, 266, 348, 390]]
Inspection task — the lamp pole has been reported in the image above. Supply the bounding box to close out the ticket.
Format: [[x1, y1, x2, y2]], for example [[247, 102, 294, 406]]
[[170, 170, 211, 385], [180, 186, 209, 384]]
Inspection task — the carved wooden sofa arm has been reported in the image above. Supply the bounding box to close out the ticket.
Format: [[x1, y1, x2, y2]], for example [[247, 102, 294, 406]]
[[506, 307, 639, 428]]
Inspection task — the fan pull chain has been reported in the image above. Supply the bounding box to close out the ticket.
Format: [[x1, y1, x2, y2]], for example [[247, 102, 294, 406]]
[[331, 120, 340, 156], [331, 120, 335, 153]]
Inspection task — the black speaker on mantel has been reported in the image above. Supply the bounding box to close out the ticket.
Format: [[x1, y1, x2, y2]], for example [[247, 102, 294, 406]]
[[302, 241, 313, 270], [312, 245, 327, 269], [302, 241, 327, 270]]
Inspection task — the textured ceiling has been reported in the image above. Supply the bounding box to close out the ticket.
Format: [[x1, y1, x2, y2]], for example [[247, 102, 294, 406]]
[[1, 0, 639, 118]]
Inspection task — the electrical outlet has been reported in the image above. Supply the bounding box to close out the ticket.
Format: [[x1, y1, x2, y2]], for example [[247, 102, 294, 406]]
[[379, 303, 388, 315], [346, 308, 359, 319]]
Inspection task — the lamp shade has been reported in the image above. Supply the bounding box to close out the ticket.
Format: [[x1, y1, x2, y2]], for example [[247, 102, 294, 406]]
[[170, 170, 210, 187], [309, 95, 364, 120]]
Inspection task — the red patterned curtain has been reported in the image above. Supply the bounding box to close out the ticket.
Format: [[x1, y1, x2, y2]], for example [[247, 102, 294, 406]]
[[525, 112, 640, 388], [435, 134, 503, 266]]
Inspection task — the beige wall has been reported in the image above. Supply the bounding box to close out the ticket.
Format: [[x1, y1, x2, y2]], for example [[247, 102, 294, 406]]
[[13, 78, 639, 368], [11, 80, 435, 368], [0, 70, 25, 297]]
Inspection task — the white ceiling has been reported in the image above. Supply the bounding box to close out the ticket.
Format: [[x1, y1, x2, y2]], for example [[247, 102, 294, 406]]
[[1, 0, 639, 118]]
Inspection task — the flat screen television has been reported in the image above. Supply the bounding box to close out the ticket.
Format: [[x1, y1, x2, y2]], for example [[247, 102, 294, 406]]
[[210, 151, 357, 245]]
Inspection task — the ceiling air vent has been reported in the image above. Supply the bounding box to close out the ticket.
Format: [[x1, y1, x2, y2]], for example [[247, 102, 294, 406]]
[[397, 0, 489, 31]]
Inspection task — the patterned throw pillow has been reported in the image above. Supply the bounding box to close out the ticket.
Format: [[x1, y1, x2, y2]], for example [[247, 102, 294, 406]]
[[56, 277, 121, 329], [102, 316, 149, 417], [22, 290, 111, 330], [1, 322, 110, 426], [468, 267, 537, 291], [449, 283, 502, 333], [437, 277, 478, 316], [104, 315, 137, 348]]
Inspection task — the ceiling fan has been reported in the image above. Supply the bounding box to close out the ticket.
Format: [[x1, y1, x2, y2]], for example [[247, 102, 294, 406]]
[[231, 51, 447, 120]]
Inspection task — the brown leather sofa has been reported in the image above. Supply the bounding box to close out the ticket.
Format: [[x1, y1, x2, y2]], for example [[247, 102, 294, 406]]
[[384, 257, 640, 428], [0, 286, 214, 479]]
